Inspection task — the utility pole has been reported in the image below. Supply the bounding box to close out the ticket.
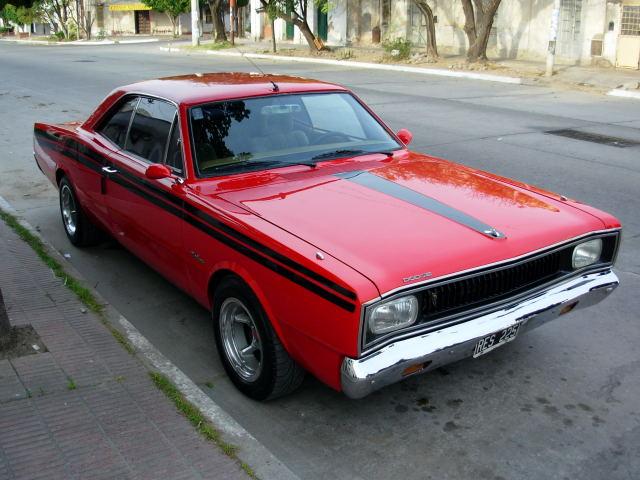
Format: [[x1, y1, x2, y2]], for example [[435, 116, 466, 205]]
[[191, 0, 200, 46], [230, 0, 236, 46], [545, 0, 561, 77]]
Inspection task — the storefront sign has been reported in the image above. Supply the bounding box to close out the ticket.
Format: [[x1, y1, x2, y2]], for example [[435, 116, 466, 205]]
[[108, 3, 151, 11]]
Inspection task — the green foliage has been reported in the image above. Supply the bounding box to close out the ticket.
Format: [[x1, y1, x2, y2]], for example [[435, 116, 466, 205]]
[[141, 0, 189, 19], [149, 372, 257, 478], [1, 3, 18, 23], [382, 37, 412, 60], [262, 0, 329, 20], [1, 3, 33, 25], [0, 209, 104, 315]]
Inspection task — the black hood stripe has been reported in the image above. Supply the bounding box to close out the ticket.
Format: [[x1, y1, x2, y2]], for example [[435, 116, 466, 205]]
[[335, 170, 506, 239]]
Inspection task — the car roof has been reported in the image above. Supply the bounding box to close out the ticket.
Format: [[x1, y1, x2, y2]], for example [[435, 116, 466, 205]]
[[118, 72, 348, 106]]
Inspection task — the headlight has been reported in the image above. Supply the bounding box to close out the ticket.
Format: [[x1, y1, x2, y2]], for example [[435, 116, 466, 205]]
[[368, 295, 419, 335], [572, 239, 602, 269]]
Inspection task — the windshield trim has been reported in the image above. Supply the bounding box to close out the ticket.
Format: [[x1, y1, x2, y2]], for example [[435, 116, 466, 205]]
[[187, 91, 402, 179]]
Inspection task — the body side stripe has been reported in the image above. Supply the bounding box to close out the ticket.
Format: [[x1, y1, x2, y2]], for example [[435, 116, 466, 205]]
[[35, 128, 357, 311]]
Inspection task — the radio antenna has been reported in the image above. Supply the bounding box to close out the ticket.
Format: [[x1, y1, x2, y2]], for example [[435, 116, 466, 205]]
[[234, 46, 279, 92]]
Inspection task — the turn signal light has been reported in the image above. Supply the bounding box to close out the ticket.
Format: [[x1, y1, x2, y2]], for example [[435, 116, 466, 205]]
[[402, 361, 431, 377]]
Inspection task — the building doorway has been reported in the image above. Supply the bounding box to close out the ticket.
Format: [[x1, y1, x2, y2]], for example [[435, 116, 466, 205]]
[[135, 10, 151, 35], [557, 0, 583, 59], [317, 5, 328, 41], [617, 2, 640, 69]]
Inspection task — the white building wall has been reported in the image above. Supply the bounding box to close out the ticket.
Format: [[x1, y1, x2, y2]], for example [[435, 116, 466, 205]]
[[327, 0, 347, 45]]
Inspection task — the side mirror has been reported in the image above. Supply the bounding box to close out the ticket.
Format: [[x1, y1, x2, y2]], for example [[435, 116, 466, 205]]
[[145, 163, 172, 180], [396, 128, 413, 146]]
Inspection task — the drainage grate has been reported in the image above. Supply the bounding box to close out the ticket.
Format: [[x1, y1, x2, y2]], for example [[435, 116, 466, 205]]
[[545, 129, 640, 148]]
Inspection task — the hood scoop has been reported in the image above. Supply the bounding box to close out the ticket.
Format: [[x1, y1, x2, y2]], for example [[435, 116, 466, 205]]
[[334, 170, 506, 240]]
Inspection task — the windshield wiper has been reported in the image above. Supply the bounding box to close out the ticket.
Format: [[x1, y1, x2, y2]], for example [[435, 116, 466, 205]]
[[311, 149, 395, 161], [204, 159, 280, 173], [281, 160, 318, 168]]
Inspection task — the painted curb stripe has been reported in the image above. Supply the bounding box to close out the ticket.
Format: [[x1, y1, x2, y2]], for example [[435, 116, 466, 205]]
[[335, 170, 505, 239], [35, 130, 357, 312]]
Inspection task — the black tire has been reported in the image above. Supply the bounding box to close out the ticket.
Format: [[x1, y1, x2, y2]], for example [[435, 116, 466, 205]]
[[58, 176, 100, 247], [212, 276, 305, 400]]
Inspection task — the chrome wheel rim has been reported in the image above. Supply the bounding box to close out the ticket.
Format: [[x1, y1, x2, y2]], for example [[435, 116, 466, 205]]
[[219, 298, 263, 382], [60, 185, 77, 236]]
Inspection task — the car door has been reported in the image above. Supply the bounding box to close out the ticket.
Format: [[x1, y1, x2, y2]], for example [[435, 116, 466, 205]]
[[102, 96, 191, 292], [72, 97, 140, 231]]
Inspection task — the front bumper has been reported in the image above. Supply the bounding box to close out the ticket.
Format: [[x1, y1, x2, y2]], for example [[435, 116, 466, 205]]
[[341, 269, 619, 399]]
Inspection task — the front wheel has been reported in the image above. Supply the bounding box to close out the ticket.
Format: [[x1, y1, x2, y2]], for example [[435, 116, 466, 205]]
[[213, 276, 305, 400]]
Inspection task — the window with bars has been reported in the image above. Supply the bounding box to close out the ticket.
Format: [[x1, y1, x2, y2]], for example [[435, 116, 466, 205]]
[[621, 5, 640, 36]]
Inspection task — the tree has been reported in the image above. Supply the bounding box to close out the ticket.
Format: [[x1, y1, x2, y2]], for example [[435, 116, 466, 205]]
[[142, 0, 189, 37], [411, 0, 437, 61], [32, 0, 71, 37], [460, 0, 502, 62], [259, 0, 328, 51], [207, 0, 225, 42], [68, 0, 93, 39], [0, 289, 13, 351]]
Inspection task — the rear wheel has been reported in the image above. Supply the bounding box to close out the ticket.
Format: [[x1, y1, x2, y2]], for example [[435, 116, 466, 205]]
[[59, 176, 100, 246], [213, 276, 305, 400]]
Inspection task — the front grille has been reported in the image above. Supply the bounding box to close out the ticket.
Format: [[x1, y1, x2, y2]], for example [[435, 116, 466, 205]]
[[363, 232, 620, 352], [419, 250, 564, 321]]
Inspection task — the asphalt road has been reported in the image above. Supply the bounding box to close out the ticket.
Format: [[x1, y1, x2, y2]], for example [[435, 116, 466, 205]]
[[1, 42, 639, 480]]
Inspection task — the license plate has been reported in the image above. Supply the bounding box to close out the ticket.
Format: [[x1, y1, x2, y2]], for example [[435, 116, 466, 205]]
[[473, 324, 521, 358]]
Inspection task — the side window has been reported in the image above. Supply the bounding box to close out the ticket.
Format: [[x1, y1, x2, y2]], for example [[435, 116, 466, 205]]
[[126, 97, 176, 163], [99, 97, 138, 148], [165, 115, 184, 174]]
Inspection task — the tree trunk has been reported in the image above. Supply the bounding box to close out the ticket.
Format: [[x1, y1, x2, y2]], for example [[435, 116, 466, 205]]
[[0, 289, 13, 351], [258, 0, 321, 51], [208, 0, 226, 42], [167, 13, 178, 37], [414, 1, 438, 60], [271, 17, 276, 52], [461, 0, 501, 62], [214, 4, 226, 41], [292, 17, 318, 51]]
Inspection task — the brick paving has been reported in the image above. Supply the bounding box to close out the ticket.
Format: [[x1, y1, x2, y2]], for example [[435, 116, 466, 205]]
[[0, 220, 249, 480]]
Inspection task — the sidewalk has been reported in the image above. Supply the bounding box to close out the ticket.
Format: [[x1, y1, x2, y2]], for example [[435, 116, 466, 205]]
[[0, 35, 163, 46], [0, 219, 249, 479], [168, 37, 640, 95]]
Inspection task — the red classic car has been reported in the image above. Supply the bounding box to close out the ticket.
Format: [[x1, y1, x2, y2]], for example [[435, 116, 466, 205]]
[[34, 73, 621, 400]]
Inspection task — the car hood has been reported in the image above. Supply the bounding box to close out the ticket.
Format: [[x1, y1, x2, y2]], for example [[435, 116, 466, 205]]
[[213, 153, 606, 296]]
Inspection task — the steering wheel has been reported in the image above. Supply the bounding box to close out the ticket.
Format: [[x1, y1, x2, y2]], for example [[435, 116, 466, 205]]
[[314, 131, 352, 145]]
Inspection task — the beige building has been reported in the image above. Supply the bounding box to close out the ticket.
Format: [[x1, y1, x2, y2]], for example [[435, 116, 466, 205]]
[[249, 0, 640, 70]]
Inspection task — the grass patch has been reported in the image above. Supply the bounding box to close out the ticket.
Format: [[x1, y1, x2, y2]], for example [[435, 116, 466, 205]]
[[149, 372, 257, 478], [0, 208, 136, 356], [67, 377, 76, 390], [0, 209, 103, 313], [187, 40, 233, 51]]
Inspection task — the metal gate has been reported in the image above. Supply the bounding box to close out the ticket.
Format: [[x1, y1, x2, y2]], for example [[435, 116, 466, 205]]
[[557, 0, 583, 59]]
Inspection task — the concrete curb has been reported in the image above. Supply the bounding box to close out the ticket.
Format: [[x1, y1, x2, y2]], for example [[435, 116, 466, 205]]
[[160, 47, 523, 85], [607, 88, 640, 100], [0, 194, 300, 480], [1, 38, 160, 46]]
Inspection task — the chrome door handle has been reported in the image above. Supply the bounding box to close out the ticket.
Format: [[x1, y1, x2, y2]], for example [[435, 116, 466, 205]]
[[102, 166, 118, 174]]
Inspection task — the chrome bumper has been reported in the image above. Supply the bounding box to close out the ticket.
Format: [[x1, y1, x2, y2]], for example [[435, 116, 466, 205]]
[[341, 269, 619, 399]]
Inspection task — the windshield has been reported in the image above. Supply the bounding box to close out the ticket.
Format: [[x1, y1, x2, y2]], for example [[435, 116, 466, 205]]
[[189, 92, 401, 176]]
